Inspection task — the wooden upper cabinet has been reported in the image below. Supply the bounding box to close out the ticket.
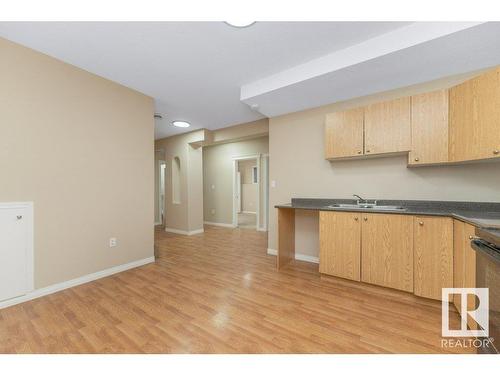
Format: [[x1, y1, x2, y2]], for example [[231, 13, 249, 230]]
[[319, 211, 361, 281], [361, 213, 413, 292], [409, 90, 449, 165], [325, 108, 364, 159], [449, 67, 500, 162], [364, 97, 411, 155], [413, 216, 453, 300]]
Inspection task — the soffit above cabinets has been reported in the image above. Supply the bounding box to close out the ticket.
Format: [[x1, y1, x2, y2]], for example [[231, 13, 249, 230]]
[[241, 22, 500, 118]]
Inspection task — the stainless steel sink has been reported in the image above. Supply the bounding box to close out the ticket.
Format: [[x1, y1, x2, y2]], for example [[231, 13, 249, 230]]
[[325, 203, 407, 211]]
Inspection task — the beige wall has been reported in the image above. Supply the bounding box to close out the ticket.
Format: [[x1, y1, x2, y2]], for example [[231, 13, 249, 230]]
[[238, 159, 258, 212], [210, 119, 268, 145], [203, 136, 269, 225], [268, 78, 500, 257], [0, 37, 155, 288], [239, 159, 257, 184], [155, 130, 205, 232], [241, 184, 258, 213]]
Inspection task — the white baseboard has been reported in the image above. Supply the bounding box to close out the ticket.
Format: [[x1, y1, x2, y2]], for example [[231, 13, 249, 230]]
[[154, 221, 162, 226], [165, 227, 204, 236], [267, 248, 277, 256], [266, 248, 319, 264], [204, 221, 236, 228], [295, 253, 320, 264], [257, 227, 268, 232], [0, 256, 155, 310], [241, 211, 256, 214]]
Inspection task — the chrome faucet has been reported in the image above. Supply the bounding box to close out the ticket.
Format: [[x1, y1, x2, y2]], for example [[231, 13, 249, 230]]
[[353, 194, 366, 202], [353, 194, 377, 207]]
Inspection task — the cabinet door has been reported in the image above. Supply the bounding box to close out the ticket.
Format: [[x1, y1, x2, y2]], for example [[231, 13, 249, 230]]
[[414, 216, 453, 300], [463, 224, 477, 330], [409, 90, 449, 165], [449, 68, 500, 162], [325, 108, 364, 159], [453, 220, 466, 312], [452, 220, 477, 328], [473, 68, 500, 160], [319, 211, 361, 281], [361, 213, 413, 292], [364, 97, 411, 155], [0, 206, 30, 302]]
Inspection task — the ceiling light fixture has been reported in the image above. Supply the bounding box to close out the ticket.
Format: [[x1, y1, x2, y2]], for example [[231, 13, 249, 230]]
[[224, 21, 256, 28], [172, 121, 190, 128]]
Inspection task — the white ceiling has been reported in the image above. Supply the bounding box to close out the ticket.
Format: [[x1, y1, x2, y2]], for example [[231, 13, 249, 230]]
[[2, 22, 499, 139], [0, 21, 411, 138]]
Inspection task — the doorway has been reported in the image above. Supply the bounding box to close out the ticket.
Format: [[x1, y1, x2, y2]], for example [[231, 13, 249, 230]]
[[157, 160, 166, 225], [232, 154, 268, 231]]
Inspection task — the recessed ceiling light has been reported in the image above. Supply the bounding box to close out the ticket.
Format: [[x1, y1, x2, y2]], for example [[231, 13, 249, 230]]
[[172, 121, 190, 128], [224, 21, 256, 28]]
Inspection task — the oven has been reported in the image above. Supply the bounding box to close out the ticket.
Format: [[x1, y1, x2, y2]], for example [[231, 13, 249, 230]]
[[471, 228, 500, 354]]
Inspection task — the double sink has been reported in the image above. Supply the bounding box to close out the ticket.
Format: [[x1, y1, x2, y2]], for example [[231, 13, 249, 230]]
[[324, 196, 407, 211], [325, 203, 407, 211]]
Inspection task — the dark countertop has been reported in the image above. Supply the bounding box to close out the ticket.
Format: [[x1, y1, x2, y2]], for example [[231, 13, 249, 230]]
[[275, 198, 500, 229]]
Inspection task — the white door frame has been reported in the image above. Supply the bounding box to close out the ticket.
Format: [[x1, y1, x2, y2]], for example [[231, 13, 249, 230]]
[[261, 154, 269, 232], [156, 160, 166, 225], [236, 171, 242, 213], [232, 154, 261, 229]]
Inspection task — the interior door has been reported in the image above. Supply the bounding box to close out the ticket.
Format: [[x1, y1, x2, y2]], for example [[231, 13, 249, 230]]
[[0, 206, 30, 302]]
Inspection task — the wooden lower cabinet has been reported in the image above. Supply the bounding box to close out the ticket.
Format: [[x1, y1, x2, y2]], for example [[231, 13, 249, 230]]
[[453, 220, 477, 328], [413, 216, 453, 300], [317, 212, 477, 304], [319, 211, 361, 281], [361, 213, 414, 292]]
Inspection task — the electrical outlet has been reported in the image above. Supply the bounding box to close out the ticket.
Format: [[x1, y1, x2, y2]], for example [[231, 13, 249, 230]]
[[211, 208, 215, 215], [271, 180, 276, 188], [109, 238, 117, 247]]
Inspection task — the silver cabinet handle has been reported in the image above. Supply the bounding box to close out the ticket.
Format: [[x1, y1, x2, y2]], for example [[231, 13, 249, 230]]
[[494, 150, 499, 155]]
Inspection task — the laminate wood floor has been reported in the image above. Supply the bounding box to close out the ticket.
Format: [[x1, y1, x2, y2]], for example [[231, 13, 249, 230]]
[[0, 225, 473, 353]]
